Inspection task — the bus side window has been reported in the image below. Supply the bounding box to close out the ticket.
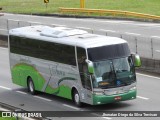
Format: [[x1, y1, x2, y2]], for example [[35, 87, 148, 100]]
[[77, 47, 91, 90]]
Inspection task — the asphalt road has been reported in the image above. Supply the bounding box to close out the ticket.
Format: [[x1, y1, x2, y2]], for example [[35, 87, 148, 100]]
[[1, 13, 160, 38], [0, 47, 160, 120]]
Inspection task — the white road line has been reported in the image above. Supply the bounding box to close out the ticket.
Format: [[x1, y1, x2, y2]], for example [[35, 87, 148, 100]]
[[137, 96, 149, 100], [100, 29, 116, 32], [76, 26, 91, 30], [151, 36, 160, 39], [74, 19, 134, 24], [51, 24, 66, 27], [16, 91, 27, 95], [136, 73, 160, 80], [8, 19, 20, 22], [91, 113, 112, 120], [0, 107, 9, 111], [34, 96, 52, 102], [125, 32, 141, 36], [0, 47, 8, 50], [0, 86, 12, 90], [155, 50, 160, 53], [28, 21, 42, 24], [136, 24, 160, 28], [63, 104, 80, 110], [0, 28, 8, 31], [102, 117, 112, 120], [131, 23, 159, 27]]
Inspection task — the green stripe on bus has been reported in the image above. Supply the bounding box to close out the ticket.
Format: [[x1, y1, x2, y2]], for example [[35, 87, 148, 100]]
[[45, 77, 76, 99], [11, 63, 45, 90], [12, 63, 76, 99]]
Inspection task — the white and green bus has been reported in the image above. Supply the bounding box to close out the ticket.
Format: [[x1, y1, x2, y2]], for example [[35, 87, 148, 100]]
[[9, 25, 141, 106]]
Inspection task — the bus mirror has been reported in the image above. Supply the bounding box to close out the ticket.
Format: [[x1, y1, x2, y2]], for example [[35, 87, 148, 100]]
[[132, 54, 141, 67], [85, 60, 94, 74]]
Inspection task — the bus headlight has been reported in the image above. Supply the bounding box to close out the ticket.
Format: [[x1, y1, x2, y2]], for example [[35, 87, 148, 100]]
[[94, 91, 104, 95], [130, 86, 136, 91]]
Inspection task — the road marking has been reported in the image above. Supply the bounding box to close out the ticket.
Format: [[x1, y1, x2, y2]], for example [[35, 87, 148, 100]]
[[8, 19, 20, 22], [155, 50, 160, 53], [0, 47, 8, 50], [75, 18, 134, 24], [28, 21, 42, 25], [102, 117, 112, 120], [136, 73, 160, 80], [0, 86, 12, 90], [136, 24, 160, 28], [0, 28, 8, 31], [76, 26, 92, 30], [125, 32, 141, 36], [137, 96, 149, 100], [132, 23, 159, 27], [0, 107, 9, 111], [100, 29, 116, 32], [63, 104, 80, 110], [151, 36, 160, 39], [34, 96, 52, 102], [51, 24, 66, 27], [16, 91, 27, 95], [91, 113, 112, 120]]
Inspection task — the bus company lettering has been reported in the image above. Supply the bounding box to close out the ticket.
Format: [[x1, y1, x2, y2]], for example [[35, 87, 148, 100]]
[[52, 69, 65, 76]]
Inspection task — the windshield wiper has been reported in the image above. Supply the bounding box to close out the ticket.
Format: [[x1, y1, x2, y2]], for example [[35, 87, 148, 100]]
[[110, 62, 130, 86], [110, 61, 117, 80]]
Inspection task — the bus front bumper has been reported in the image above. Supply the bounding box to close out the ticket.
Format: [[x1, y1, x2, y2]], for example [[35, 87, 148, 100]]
[[93, 90, 136, 105]]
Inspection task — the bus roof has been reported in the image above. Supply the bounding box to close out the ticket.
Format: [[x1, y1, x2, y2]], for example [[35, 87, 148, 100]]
[[9, 25, 127, 49]]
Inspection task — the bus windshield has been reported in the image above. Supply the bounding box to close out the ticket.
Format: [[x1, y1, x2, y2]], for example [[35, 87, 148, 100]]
[[92, 57, 136, 89]]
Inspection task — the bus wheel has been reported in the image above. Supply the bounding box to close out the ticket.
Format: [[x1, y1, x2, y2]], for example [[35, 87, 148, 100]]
[[27, 78, 36, 95], [73, 90, 82, 107]]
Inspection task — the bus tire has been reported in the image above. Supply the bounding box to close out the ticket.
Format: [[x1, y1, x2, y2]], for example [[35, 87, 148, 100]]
[[73, 90, 82, 107], [27, 78, 36, 95]]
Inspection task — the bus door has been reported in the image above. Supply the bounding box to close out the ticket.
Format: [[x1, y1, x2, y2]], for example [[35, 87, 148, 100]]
[[77, 47, 93, 104]]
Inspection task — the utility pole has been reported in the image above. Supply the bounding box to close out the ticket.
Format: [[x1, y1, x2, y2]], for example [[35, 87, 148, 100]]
[[80, 0, 85, 8]]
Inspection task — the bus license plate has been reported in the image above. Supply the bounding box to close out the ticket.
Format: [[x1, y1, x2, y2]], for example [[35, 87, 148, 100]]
[[114, 96, 121, 100]]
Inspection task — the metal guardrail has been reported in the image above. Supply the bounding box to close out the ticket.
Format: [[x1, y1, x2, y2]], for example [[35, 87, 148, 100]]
[[59, 7, 160, 20]]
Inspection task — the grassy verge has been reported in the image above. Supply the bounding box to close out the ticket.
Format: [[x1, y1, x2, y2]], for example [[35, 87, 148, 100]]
[[0, 117, 16, 120], [0, 0, 160, 16]]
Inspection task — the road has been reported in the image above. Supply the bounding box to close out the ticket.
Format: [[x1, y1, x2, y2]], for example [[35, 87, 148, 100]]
[[0, 47, 160, 120], [1, 13, 160, 38]]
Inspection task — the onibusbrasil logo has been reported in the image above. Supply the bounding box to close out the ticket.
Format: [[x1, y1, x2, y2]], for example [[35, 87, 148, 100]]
[[1, 112, 42, 118]]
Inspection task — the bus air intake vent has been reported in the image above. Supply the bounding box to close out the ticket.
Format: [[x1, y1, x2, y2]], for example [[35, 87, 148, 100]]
[[40, 26, 87, 38], [78, 34, 97, 39]]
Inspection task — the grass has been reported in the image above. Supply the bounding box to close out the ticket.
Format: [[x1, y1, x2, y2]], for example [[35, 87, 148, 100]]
[[0, 117, 16, 120], [0, 0, 160, 16]]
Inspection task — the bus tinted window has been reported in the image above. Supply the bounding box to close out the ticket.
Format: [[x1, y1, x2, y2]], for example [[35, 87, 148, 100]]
[[10, 36, 76, 66], [87, 43, 130, 61]]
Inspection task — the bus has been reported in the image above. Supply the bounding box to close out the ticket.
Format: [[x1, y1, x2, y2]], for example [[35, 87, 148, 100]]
[[9, 25, 141, 107]]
